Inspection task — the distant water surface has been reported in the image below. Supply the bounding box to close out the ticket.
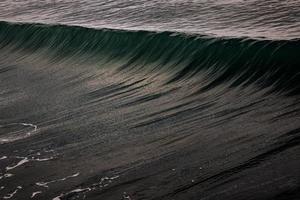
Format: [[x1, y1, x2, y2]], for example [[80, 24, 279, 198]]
[[1, 0, 300, 39]]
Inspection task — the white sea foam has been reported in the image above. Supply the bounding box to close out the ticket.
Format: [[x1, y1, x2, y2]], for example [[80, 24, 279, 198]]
[[51, 175, 119, 200], [0, 156, 7, 160], [31, 191, 42, 198], [4, 173, 13, 178], [6, 157, 29, 171], [0, 122, 38, 144], [3, 186, 22, 199], [36, 172, 80, 188], [123, 192, 132, 200], [52, 187, 91, 200], [20, 123, 37, 131], [5, 155, 55, 171], [33, 157, 54, 161]]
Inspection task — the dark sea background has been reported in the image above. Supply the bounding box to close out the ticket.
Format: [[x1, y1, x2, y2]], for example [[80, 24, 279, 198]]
[[0, 0, 300, 199]]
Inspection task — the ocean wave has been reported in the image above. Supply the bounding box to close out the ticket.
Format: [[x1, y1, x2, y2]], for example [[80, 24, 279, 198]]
[[0, 21, 299, 95], [0, 20, 299, 200]]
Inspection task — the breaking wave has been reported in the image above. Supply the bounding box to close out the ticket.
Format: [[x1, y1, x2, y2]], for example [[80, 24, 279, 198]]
[[0, 21, 299, 95]]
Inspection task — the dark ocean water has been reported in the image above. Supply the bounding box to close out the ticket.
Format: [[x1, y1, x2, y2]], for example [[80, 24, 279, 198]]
[[0, 1, 300, 200]]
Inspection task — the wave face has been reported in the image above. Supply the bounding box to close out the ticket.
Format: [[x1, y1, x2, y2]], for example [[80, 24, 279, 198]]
[[0, 21, 300, 200], [1, 21, 300, 95]]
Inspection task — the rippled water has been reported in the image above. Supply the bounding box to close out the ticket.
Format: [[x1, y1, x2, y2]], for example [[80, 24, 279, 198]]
[[1, 0, 300, 39], [0, 1, 299, 200]]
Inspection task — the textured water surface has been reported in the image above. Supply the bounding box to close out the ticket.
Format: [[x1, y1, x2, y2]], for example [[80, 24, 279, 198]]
[[1, 0, 300, 39], [0, 1, 299, 200]]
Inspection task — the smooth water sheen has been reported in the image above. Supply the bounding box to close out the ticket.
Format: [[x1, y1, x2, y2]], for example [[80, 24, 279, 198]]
[[0, 1, 299, 200]]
